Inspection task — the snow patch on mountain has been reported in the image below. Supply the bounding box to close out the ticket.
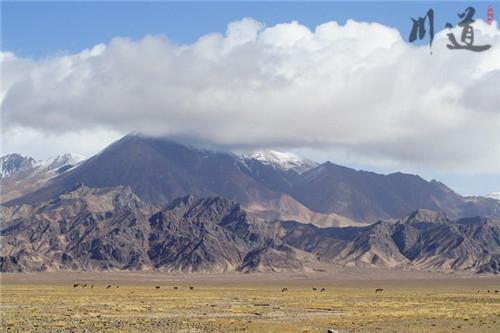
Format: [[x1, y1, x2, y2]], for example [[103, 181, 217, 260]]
[[0, 154, 36, 178], [35, 153, 87, 174], [0, 153, 86, 179], [247, 150, 318, 174], [486, 192, 500, 201]]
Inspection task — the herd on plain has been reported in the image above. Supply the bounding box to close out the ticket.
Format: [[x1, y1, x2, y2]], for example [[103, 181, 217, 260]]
[[71, 284, 500, 294], [69, 284, 430, 293]]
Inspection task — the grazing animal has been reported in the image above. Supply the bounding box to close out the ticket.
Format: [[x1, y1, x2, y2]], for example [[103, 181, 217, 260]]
[[320, 288, 326, 292], [155, 286, 160, 289], [312, 288, 317, 291], [189, 286, 194, 290], [488, 290, 491, 293], [106, 285, 112, 289], [91, 284, 94, 289], [375, 288, 384, 293], [73, 283, 79, 288], [281, 288, 288, 292], [173, 286, 178, 290], [116, 286, 119, 288], [82, 283, 87, 288], [495, 290, 499, 293]]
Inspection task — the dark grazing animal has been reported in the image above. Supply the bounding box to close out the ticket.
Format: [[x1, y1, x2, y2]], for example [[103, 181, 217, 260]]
[[495, 290, 499, 293], [320, 288, 326, 292], [312, 288, 317, 291], [281, 288, 288, 292], [155, 286, 160, 289], [73, 283, 79, 288], [189, 286, 194, 290], [375, 288, 384, 293], [106, 285, 112, 289], [82, 283, 87, 288], [91, 284, 94, 289], [173, 286, 178, 290]]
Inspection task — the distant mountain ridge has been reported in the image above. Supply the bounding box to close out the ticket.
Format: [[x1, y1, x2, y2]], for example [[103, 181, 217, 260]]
[[0, 154, 36, 178], [0, 153, 86, 179], [2, 134, 499, 224], [0, 153, 86, 204], [289, 161, 499, 222], [1, 185, 498, 274]]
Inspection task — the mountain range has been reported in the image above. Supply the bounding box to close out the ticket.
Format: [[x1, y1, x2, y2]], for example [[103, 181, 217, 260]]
[[2, 134, 498, 224], [1, 134, 499, 274], [1, 184, 498, 273]]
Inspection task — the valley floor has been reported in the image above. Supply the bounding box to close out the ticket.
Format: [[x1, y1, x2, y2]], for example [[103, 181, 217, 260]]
[[1, 270, 499, 333]]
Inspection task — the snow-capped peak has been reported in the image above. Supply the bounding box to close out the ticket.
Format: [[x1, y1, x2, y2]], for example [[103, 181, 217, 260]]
[[0, 153, 36, 178], [485, 192, 500, 201], [35, 153, 86, 172], [248, 150, 318, 174], [0, 153, 87, 179]]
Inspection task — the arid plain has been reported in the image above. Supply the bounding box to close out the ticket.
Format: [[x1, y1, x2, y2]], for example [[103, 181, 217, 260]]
[[1, 270, 499, 333]]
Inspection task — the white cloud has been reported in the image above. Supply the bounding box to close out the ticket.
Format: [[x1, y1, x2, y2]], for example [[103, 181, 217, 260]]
[[1, 18, 500, 172]]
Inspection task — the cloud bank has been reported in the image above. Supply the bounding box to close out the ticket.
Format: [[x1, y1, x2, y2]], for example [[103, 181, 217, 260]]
[[2, 18, 500, 172]]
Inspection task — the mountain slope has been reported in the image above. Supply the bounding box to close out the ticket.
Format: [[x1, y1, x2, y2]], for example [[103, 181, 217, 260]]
[[289, 162, 500, 222], [0, 153, 86, 203]]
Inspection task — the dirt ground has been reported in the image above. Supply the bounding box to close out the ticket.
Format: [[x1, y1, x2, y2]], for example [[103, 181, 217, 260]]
[[1, 270, 499, 333]]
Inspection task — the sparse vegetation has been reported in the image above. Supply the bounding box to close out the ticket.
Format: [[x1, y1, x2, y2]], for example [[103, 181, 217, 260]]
[[1, 274, 499, 333]]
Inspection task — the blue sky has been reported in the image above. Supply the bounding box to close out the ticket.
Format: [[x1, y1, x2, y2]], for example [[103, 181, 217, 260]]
[[1, 1, 499, 196], [2, 1, 496, 58]]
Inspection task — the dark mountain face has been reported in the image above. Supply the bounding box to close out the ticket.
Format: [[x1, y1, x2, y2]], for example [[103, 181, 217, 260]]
[[1, 185, 499, 274], [289, 162, 499, 222], [147, 195, 269, 272]]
